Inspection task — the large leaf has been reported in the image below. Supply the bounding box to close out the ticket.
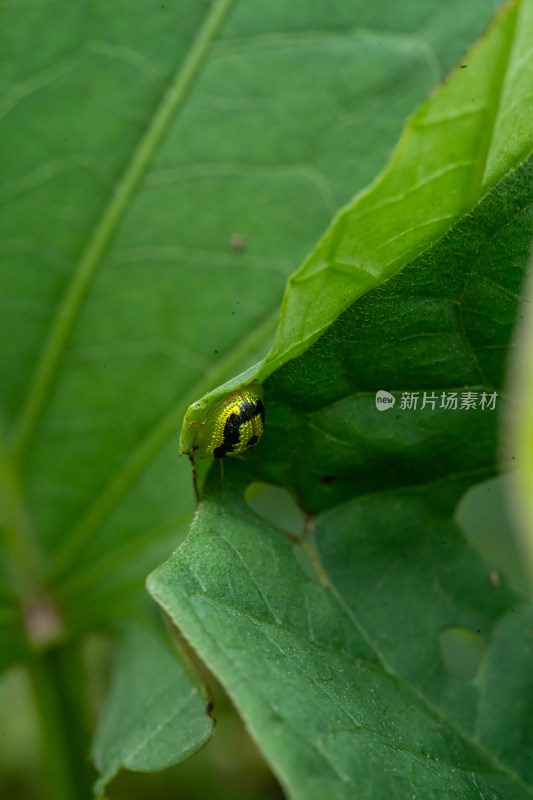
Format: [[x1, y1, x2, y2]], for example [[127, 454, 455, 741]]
[[150, 151, 533, 799], [149, 1, 533, 795], [0, 0, 494, 661], [0, 0, 522, 796], [181, 0, 533, 445]]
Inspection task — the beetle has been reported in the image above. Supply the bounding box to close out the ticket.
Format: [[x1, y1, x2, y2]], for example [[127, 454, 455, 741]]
[[190, 386, 265, 459]]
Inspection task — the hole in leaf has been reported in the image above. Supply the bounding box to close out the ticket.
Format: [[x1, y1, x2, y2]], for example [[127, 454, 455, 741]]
[[455, 475, 529, 597], [244, 482, 305, 536], [438, 626, 484, 681]]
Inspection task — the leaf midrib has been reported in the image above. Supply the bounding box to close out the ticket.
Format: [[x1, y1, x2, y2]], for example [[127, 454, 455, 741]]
[[47, 308, 278, 581], [12, 0, 236, 464]]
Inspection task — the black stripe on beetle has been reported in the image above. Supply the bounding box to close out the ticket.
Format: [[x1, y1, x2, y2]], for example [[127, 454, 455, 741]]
[[213, 397, 264, 458]]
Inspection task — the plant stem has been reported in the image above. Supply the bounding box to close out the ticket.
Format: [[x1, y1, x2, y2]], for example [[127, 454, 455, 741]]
[[29, 643, 94, 800]]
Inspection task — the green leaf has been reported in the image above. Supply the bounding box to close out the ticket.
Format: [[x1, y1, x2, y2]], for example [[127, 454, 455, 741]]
[[180, 0, 533, 440], [149, 4, 533, 788], [150, 155, 533, 799], [0, 0, 519, 795], [484, 0, 533, 188], [263, 0, 533, 375], [91, 617, 213, 798], [0, 0, 494, 644]]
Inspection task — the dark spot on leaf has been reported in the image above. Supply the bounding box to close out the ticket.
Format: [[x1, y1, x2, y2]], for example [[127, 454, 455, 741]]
[[229, 233, 246, 251], [319, 475, 337, 484]]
